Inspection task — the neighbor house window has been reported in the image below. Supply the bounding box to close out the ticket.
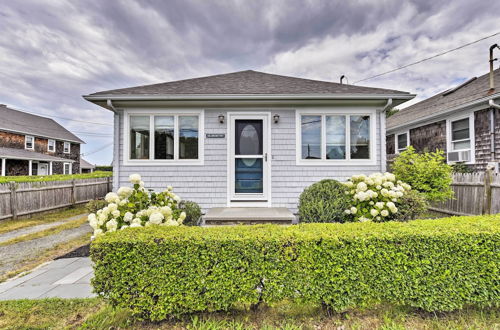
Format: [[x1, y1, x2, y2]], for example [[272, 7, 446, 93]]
[[63, 141, 71, 153], [299, 113, 373, 162], [450, 118, 470, 151], [396, 132, 409, 153], [25, 136, 34, 150], [63, 162, 71, 175], [48, 139, 55, 152], [127, 112, 203, 163]]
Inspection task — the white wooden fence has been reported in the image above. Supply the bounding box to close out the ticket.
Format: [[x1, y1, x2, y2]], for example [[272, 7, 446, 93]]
[[0, 177, 112, 220], [430, 170, 500, 216]]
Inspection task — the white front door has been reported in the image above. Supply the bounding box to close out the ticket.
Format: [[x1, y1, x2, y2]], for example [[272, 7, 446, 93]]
[[228, 113, 271, 205], [38, 163, 48, 176]]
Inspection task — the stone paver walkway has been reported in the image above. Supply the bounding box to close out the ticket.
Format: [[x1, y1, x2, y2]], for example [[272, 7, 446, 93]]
[[0, 257, 95, 300], [0, 214, 86, 244]]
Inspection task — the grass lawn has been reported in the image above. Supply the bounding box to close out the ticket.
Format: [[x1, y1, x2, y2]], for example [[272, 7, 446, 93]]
[[0, 298, 498, 329], [0, 206, 87, 235], [0, 170, 112, 184]]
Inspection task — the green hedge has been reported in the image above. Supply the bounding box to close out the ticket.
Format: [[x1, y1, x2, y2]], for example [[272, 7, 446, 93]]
[[91, 215, 500, 320], [0, 171, 112, 183]]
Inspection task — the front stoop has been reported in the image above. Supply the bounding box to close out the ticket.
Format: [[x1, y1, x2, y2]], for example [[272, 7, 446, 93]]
[[202, 207, 296, 225]]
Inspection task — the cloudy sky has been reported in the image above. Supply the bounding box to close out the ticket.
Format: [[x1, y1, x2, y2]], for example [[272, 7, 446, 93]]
[[1, 0, 499, 165]]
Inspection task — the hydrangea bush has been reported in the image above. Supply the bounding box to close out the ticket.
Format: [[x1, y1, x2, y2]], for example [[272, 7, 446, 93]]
[[88, 174, 186, 238], [343, 172, 412, 222]]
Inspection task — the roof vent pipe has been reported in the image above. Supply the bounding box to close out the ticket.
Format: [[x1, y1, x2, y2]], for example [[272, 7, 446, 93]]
[[340, 75, 348, 84], [489, 43, 500, 90]]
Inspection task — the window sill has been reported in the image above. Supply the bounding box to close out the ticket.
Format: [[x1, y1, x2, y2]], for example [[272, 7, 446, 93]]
[[123, 159, 204, 166], [296, 159, 377, 166]]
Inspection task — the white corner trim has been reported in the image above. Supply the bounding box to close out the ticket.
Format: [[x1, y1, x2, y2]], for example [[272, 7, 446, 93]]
[[446, 113, 475, 164], [295, 108, 378, 166], [122, 108, 204, 166]]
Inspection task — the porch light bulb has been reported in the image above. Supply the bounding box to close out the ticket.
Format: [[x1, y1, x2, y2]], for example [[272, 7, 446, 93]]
[[218, 114, 225, 124], [273, 114, 280, 123]]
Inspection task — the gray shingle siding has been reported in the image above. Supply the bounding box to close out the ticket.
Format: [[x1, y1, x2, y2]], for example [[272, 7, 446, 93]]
[[115, 107, 385, 213]]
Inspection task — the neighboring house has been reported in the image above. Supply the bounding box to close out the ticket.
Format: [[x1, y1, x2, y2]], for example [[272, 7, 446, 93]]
[[84, 70, 414, 212], [80, 158, 95, 173], [0, 104, 84, 176], [386, 68, 500, 171]]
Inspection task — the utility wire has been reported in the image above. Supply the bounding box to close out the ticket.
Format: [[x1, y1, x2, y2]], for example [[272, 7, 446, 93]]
[[6, 106, 113, 126], [81, 142, 113, 156], [354, 31, 500, 84]]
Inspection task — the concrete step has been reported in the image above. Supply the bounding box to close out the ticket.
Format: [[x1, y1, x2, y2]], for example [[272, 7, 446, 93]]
[[202, 207, 296, 225]]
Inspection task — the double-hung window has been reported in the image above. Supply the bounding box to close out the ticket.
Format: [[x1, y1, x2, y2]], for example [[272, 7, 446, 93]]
[[63, 142, 71, 153], [298, 111, 374, 164], [450, 118, 471, 151], [25, 136, 34, 150], [396, 132, 409, 153], [48, 139, 55, 152], [63, 162, 71, 175], [127, 111, 203, 164], [446, 114, 474, 163]]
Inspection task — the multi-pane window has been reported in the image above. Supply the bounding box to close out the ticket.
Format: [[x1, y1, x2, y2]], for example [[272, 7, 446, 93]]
[[300, 114, 371, 161], [129, 114, 201, 161], [63, 141, 71, 153], [396, 132, 409, 153], [63, 162, 71, 175], [25, 136, 34, 150], [48, 139, 55, 152], [450, 118, 470, 151]]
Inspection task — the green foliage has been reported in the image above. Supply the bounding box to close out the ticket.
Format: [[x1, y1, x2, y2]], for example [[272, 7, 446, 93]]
[[452, 163, 473, 174], [95, 166, 113, 172], [298, 179, 350, 223], [85, 199, 108, 214], [392, 147, 453, 202], [385, 108, 400, 118], [91, 215, 500, 320], [392, 190, 429, 221], [0, 171, 112, 183], [179, 200, 202, 226]]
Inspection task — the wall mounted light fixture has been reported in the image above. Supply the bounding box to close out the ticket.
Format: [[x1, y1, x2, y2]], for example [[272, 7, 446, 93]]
[[218, 114, 225, 124], [273, 114, 280, 123]]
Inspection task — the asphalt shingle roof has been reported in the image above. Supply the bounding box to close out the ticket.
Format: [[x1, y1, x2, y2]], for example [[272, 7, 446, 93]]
[[89, 70, 412, 96], [387, 68, 500, 130], [0, 147, 75, 162], [80, 158, 95, 169], [0, 105, 84, 144]]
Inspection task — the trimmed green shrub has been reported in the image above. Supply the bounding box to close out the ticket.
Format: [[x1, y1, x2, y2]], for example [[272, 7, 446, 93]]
[[298, 179, 350, 223], [91, 215, 500, 320], [392, 147, 453, 202], [179, 200, 202, 226], [391, 190, 429, 221]]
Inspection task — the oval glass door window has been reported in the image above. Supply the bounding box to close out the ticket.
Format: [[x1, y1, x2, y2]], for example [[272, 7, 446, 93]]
[[236, 120, 262, 155]]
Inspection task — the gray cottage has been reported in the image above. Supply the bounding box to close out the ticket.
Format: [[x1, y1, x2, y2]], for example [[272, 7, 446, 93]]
[[84, 70, 413, 217], [386, 68, 500, 171]]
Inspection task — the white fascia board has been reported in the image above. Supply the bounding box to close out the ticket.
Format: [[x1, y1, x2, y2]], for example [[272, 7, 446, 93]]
[[387, 93, 500, 133], [83, 93, 415, 102], [0, 128, 84, 144], [0, 155, 76, 162]]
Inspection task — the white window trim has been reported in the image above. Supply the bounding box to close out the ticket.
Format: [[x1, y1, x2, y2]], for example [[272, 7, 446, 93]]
[[25, 135, 34, 150], [47, 139, 55, 152], [296, 108, 377, 166], [63, 141, 71, 154], [63, 162, 72, 175], [123, 109, 204, 166], [446, 113, 475, 164], [395, 131, 409, 154]]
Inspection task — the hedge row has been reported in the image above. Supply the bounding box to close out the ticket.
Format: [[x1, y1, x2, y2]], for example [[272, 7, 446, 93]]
[[91, 215, 500, 320]]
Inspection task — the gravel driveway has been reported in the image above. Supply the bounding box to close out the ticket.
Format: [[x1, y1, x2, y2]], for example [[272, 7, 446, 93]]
[[0, 222, 91, 278]]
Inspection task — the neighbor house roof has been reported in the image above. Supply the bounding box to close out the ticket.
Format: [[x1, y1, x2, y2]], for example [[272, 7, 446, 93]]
[[0, 105, 84, 144], [387, 68, 500, 131], [0, 147, 75, 162], [80, 158, 95, 169], [86, 70, 413, 97]]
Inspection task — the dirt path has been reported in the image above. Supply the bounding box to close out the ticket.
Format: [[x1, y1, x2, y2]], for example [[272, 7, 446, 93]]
[[0, 222, 92, 278], [0, 214, 86, 244]]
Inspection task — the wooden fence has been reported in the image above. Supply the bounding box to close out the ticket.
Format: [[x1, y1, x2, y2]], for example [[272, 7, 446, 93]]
[[0, 177, 112, 220], [430, 170, 500, 216]]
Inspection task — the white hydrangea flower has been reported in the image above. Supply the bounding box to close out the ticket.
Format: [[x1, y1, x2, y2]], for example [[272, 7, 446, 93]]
[[129, 174, 141, 184], [386, 202, 395, 209], [167, 185, 173, 191], [106, 219, 118, 232], [88, 214, 98, 230], [111, 210, 120, 218], [131, 218, 142, 225], [356, 182, 368, 192], [375, 202, 385, 209], [108, 203, 118, 212], [139, 181, 145, 188], [120, 225, 129, 230], [117, 186, 133, 198], [179, 211, 186, 221], [370, 209, 379, 217], [105, 192, 119, 203], [98, 213, 107, 224], [130, 222, 142, 228], [350, 207, 357, 214], [149, 211, 164, 225], [123, 212, 134, 222], [160, 206, 172, 216], [359, 216, 369, 222], [344, 181, 354, 188], [381, 210, 389, 217], [94, 228, 103, 237], [344, 209, 351, 214]]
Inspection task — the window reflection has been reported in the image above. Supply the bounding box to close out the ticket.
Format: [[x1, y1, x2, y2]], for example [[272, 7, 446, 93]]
[[179, 116, 198, 159], [130, 116, 150, 159], [350, 116, 370, 159], [301, 115, 321, 159], [326, 116, 346, 159], [155, 116, 174, 159]]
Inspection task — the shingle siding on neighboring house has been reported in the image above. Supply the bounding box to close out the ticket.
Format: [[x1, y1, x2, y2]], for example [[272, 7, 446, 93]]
[[0, 131, 25, 149], [474, 108, 500, 171], [114, 108, 384, 212], [409, 120, 447, 153]]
